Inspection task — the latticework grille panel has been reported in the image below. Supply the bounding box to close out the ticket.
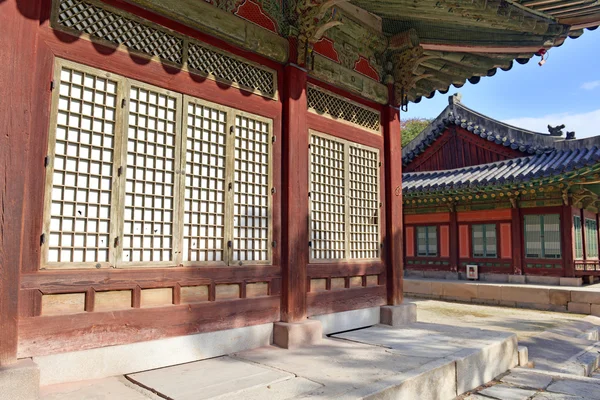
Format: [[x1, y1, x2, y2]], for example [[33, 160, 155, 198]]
[[472, 224, 497, 258], [348, 145, 379, 259], [310, 135, 346, 260], [56, 0, 183, 64], [524, 214, 561, 259], [416, 226, 437, 257], [307, 85, 380, 132], [586, 219, 599, 259], [183, 102, 227, 262], [48, 66, 117, 264], [233, 116, 271, 262], [188, 43, 275, 97], [122, 86, 178, 263], [574, 216, 584, 259]]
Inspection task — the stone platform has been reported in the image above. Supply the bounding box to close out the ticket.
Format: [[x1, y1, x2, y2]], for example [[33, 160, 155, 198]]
[[405, 278, 600, 315], [40, 322, 519, 400]]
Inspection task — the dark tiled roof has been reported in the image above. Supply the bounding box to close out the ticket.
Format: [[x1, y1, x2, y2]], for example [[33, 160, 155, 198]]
[[402, 96, 565, 166], [403, 146, 600, 194]]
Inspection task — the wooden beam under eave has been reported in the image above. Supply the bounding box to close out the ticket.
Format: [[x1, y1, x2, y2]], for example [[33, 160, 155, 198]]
[[421, 43, 553, 53], [561, 11, 600, 27], [423, 50, 514, 70]]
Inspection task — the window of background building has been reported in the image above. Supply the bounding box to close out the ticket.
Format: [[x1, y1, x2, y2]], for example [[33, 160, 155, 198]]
[[524, 214, 561, 259], [416, 226, 437, 257], [472, 224, 497, 258]]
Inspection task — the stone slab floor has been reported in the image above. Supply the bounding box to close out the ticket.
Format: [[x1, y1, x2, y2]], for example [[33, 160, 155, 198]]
[[461, 368, 600, 400], [408, 297, 586, 340], [39, 300, 600, 399], [40, 321, 518, 400]]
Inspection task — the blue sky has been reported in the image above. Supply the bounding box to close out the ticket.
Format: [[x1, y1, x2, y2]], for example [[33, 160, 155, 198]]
[[403, 30, 600, 139]]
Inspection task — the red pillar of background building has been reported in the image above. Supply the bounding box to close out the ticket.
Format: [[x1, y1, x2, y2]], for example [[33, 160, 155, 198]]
[[449, 208, 459, 272], [383, 85, 404, 305], [562, 204, 575, 277], [511, 206, 523, 275], [280, 64, 309, 322], [0, 0, 41, 365]]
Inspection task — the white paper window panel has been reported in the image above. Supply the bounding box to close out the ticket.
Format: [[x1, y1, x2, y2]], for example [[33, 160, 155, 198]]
[[121, 85, 179, 263], [310, 134, 346, 260], [47, 65, 117, 264], [233, 115, 271, 262], [349, 145, 379, 259], [182, 101, 227, 263]]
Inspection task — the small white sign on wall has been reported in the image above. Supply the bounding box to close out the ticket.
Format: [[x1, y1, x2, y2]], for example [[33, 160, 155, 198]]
[[466, 264, 479, 280]]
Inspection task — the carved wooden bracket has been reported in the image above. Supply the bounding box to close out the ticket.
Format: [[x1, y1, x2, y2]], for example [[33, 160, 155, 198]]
[[390, 45, 424, 106], [293, 0, 347, 66]]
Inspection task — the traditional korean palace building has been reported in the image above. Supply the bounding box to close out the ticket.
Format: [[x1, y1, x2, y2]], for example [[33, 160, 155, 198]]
[[2, 0, 600, 393], [403, 95, 600, 284]]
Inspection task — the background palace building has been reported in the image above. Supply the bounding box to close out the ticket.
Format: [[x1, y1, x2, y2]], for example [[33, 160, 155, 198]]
[[403, 94, 600, 285], [1, 0, 600, 392]]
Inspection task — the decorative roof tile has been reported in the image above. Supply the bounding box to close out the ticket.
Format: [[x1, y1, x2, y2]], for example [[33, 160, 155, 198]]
[[403, 146, 600, 194]]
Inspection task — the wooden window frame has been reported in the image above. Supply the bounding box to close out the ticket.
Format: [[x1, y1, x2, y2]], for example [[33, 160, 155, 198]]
[[416, 225, 438, 257], [523, 213, 562, 260], [42, 58, 273, 269], [471, 223, 498, 259], [308, 130, 381, 263], [585, 218, 599, 260], [574, 215, 584, 260]]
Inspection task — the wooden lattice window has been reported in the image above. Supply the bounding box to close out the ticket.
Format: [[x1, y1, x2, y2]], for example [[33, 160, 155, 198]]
[[416, 226, 437, 257], [472, 224, 497, 258], [585, 218, 598, 259], [574, 216, 584, 260], [307, 84, 381, 133], [524, 214, 561, 259], [309, 131, 380, 261], [43, 59, 272, 269]]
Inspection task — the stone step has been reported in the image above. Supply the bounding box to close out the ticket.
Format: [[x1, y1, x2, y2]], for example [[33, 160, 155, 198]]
[[521, 316, 600, 377]]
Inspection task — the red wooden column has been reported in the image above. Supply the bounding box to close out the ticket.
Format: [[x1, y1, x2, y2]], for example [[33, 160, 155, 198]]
[[562, 204, 575, 277], [511, 205, 523, 275], [0, 0, 41, 365], [449, 207, 459, 272], [383, 86, 403, 306], [280, 64, 309, 322]]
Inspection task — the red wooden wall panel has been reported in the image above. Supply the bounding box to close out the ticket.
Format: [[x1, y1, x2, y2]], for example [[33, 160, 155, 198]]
[[405, 226, 415, 257], [500, 223, 512, 259], [404, 127, 524, 173]]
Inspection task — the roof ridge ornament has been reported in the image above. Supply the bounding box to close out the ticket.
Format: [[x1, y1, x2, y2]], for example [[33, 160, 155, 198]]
[[449, 93, 462, 105], [548, 124, 565, 137]]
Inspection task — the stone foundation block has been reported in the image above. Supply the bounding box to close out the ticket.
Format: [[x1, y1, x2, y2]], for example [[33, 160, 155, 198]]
[[404, 280, 431, 295], [477, 284, 502, 301], [518, 346, 529, 367], [310, 307, 379, 335], [550, 289, 571, 306], [591, 304, 600, 317], [571, 291, 600, 305], [526, 276, 560, 286], [508, 275, 526, 284], [431, 282, 443, 296], [560, 277, 583, 287], [0, 359, 40, 400], [380, 303, 417, 327], [568, 302, 591, 314], [443, 282, 477, 300], [501, 286, 549, 304], [273, 320, 323, 349]]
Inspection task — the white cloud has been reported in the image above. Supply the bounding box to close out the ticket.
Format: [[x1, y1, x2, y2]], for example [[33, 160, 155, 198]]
[[582, 80, 600, 90], [503, 108, 600, 139]]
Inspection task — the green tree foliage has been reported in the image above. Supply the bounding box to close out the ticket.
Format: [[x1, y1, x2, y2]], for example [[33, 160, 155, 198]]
[[401, 117, 433, 147]]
